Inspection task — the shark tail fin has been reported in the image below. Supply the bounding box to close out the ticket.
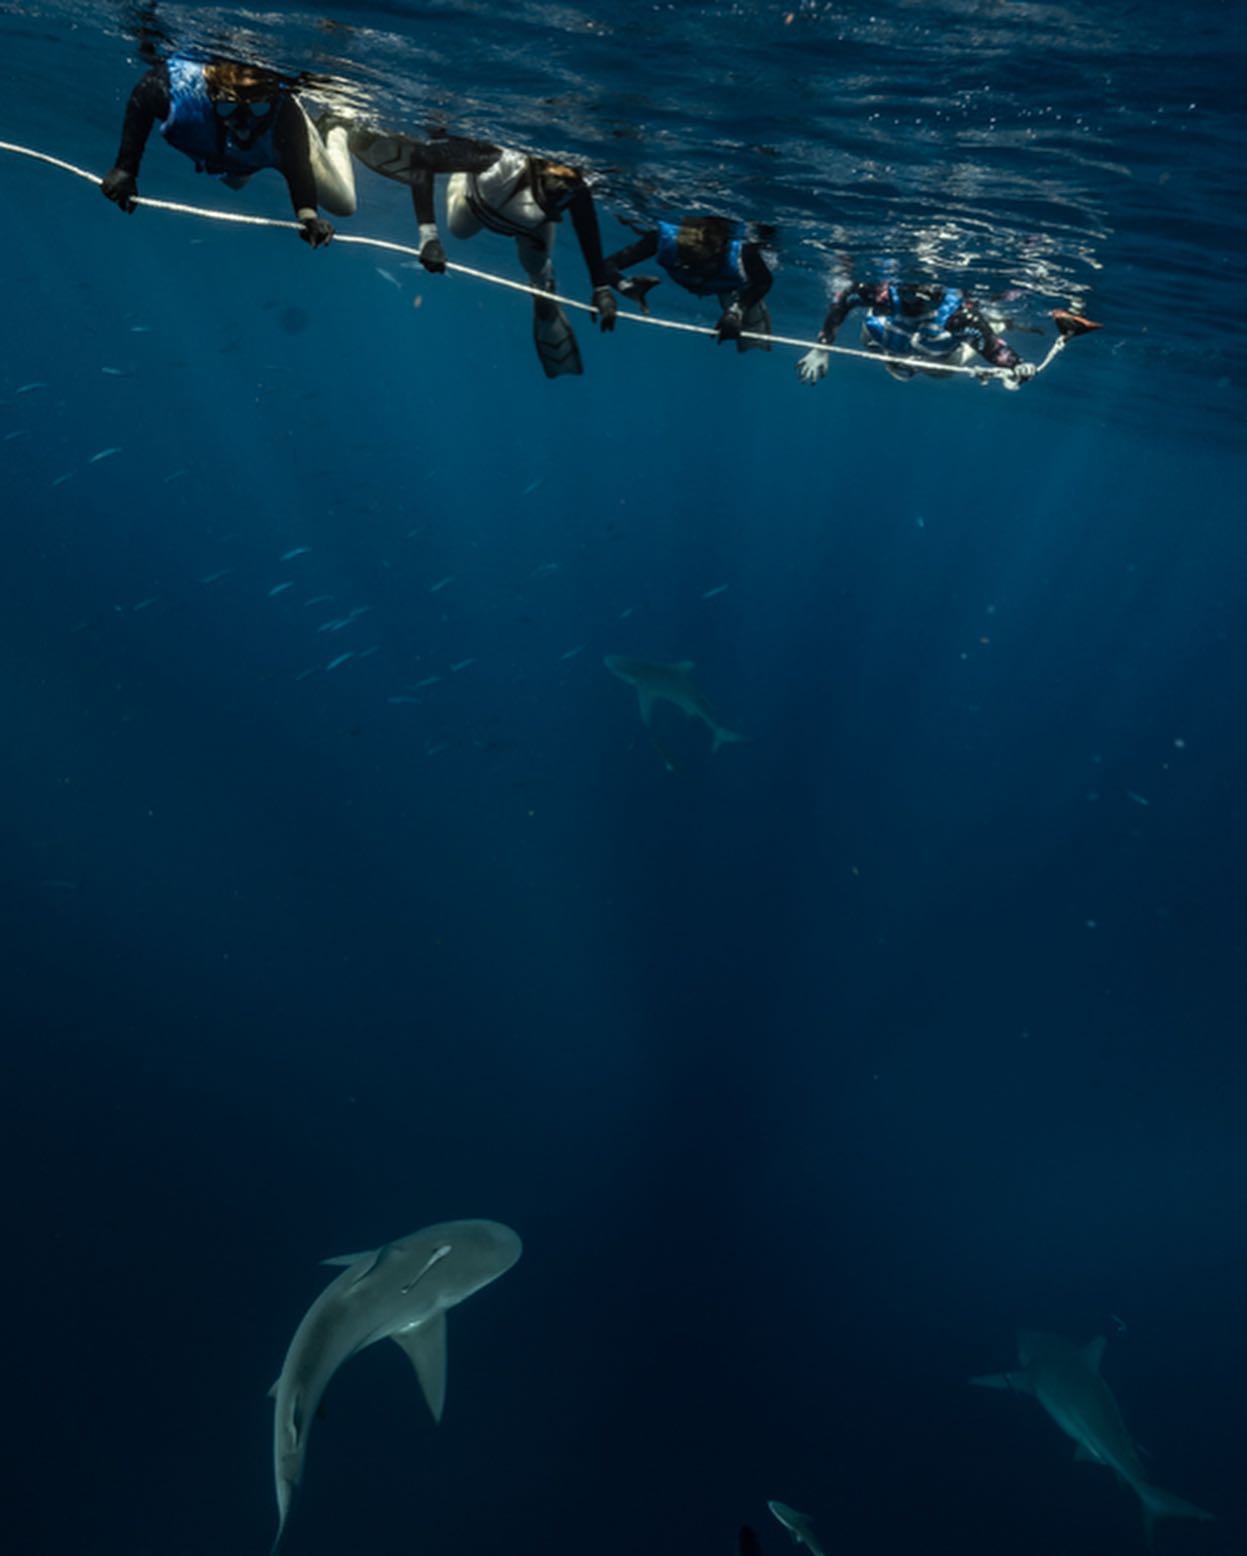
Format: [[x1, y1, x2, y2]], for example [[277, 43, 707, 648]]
[[712, 726, 748, 753], [969, 1370, 1028, 1392], [1139, 1484, 1214, 1550]]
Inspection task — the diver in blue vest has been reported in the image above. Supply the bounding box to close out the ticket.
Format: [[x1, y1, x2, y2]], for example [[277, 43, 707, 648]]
[[796, 279, 1035, 386], [100, 55, 356, 247], [604, 215, 774, 350]]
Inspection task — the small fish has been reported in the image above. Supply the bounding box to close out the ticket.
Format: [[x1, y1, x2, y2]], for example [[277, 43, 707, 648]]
[[429, 576, 455, 593], [15, 382, 48, 393], [100, 366, 127, 377], [387, 695, 422, 705], [530, 562, 560, 578], [132, 596, 158, 612], [294, 667, 317, 682], [425, 741, 449, 757], [317, 618, 349, 632], [522, 478, 544, 496], [414, 675, 442, 688], [701, 584, 729, 599], [618, 607, 634, 620], [4, 430, 29, 441], [304, 595, 334, 607], [281, 546, 311, 561], [88, 447, 122, 464], [358, 645, 380, 659], [1126, 790, 1150, 807], [559, 645, 585, 661], [268, 582, 295, 597], [326, 652, 355, 671], [130, 324, 152, 333], [450, 658, 476, 673], [199, 569, 231, 585], [162, 469, 186, 484], [51, 473, 74, 487], [376, 267, 401, 289]]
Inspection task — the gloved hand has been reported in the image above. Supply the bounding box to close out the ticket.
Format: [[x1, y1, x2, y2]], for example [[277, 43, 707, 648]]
[[298, 216, 335, 249], [615, 274, 661, 315], [1002, 360, 1037, 391], [715, 302, 744, 344], [419, 236, 448, 273], [797, 346, 830, 384], [591, 285, 617, 333], [100, 166, 138, 212]]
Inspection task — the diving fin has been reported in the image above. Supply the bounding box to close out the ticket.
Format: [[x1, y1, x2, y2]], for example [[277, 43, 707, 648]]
[[533, 295, 583, 378], [1052, 309, 1102, 339]]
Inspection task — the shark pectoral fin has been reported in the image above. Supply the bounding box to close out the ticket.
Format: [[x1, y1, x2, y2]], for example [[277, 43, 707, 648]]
[[970, 1371, 1028, 1391], [321, 1247, 379, 1268], [392, 1311, 447, 1422], [712, 725, 748, 753], [268, 1379, 280, 1400], [1082, 1336, 1107, 1372]]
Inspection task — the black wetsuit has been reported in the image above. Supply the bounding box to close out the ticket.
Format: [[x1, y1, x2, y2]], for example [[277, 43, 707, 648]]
[[109, 63, 320, 215], [817, 281, 1021, 368]]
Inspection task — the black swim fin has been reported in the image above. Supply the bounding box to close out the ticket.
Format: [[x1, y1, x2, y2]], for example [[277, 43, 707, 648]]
[[533, 296, 584, 378]]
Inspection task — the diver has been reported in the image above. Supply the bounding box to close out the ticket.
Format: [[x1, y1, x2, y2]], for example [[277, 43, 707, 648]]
[[442, 148, 618, 378], [99, 54, 356, 247], [795, 277, 1036, 386], [604, 215, 774, 350]]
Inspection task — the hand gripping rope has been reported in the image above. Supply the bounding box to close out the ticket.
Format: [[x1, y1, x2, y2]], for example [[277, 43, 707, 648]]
[[0, 140, 1088, 381]]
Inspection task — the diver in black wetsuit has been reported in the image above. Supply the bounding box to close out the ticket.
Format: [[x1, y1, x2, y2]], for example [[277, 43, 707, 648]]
[[99, 54, 355, 247], [605, 215, 774, 349], [796, 278, 1035, 386]]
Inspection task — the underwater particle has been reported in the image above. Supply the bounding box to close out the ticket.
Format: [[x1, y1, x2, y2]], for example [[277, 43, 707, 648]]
[[326, 652, 355, 671], [559, 644, 584, 661], [16, 381, 49, 393], [1173, 736, 1186, 749], [1085, 918, 1098, 929], [450, 658, 476, 672], [702, 584, 729, 599], [915, 514, 926, 528], [281, 546, 310, 561], [429, 576, 455, 593], [51, 472, 73, 487], [304, 595, 334, 607], [412, 294, 423, 310], [530, 561, 559, 577], [88, 447, 122, 463], [425, 741, 449, 756], [376, 267, 400, 289], [523, 478, 544, 496], [132, 596, 158, 611], [1126, 790, 1150, 806], [199, 569, 231, 584], [268, 581, 295, 597], [387, 695, 421, 705], [278, 306, 311, 335]]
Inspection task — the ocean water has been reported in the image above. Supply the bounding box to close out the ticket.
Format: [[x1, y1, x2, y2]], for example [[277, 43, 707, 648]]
[[2, 2, 1245, 1554]]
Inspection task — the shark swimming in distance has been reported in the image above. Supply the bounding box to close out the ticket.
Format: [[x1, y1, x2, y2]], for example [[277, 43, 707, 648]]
[[269, 1218, 522, 1552], [971, 1330, 1214, 1549], [604, 654, 747, 756], [768, 1500, 828, 1556]]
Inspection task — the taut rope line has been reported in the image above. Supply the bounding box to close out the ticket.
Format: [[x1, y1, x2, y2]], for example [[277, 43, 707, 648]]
[[0, 140, 1066, 380]]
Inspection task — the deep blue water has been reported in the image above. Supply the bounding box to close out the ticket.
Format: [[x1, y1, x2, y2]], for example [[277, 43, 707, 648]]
[[2, 3, 1245, 1554]]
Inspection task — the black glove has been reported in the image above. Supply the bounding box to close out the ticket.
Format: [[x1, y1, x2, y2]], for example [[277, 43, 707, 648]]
[[298, 216, 335, 249], [616, 274, 661, 315], [101, 166, 138, 212], [591, 285, 617, 333], [419, 237, 447, 274], [715, 301, 744, 344]]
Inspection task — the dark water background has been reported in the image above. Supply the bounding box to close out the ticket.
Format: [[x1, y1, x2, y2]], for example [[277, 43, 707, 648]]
[[2, 3, 1245, 1554]]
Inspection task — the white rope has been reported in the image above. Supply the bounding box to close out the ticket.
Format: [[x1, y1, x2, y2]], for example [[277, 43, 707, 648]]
[[0, 138, 1054, 380]]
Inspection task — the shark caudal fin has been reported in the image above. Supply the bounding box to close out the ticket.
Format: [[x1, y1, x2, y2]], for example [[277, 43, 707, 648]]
[[1139, 1483, 1214, 1551], [712, 725, 748, 753]]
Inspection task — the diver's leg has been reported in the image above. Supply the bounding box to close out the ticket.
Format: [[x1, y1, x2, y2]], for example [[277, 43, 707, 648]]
[[445, 172, 483, 238], [521, 223, 582, 379], [306, 116, 357, 217]]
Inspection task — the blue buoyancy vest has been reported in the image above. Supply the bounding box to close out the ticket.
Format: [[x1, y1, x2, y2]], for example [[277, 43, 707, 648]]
[[863, 284, 965, 358], [655, 219, 748, 296], [161, 55, 282, 177]]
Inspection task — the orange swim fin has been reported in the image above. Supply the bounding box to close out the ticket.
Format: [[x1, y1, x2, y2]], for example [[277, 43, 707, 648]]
[[1052, 309, 1103, 338]]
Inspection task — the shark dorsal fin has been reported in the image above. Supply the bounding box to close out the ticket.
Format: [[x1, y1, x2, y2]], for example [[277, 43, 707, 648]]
[[392, 1310, 447, 1422], [1082, 1336, 1107, 1373], [320, 1248, 378, 1268]]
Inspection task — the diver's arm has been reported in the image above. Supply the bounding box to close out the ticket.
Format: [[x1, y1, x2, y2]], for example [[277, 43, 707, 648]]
[[101, 64, 170, 208], [950, 299, 1021, 369], [273, 100, 334, 246], [602, 229, 659, 278], [566, 186, 611, 289], [815, 283, 867, 343], [736, 243, 773, 310]]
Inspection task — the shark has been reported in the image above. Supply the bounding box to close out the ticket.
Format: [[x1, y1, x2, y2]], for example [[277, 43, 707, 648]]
[[768, 1500, 828, 1556], [269, 1218, 522, 1552], [971, 1330, 1214, 1549], [604, 654, 746, 756]]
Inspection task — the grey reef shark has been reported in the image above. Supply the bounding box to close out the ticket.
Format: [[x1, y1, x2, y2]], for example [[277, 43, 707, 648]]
[[269, 1218, 522, 1551], [768, 1500, 828, 1556], [972, 1330, 1213, 1549], [604, 654, 747, 766]]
